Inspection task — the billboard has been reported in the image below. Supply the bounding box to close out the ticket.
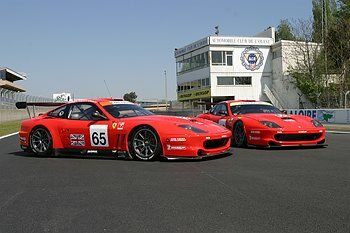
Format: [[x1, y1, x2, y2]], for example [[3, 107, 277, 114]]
[[53, 93, 72, 102]]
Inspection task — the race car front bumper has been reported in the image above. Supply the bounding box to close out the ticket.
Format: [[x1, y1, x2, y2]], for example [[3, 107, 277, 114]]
[[162, 132, 232, 158], [246, 128, 326, 147]]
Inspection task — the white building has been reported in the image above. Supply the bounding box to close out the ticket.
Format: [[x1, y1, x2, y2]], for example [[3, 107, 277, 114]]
[[174, 27, 313, 109]]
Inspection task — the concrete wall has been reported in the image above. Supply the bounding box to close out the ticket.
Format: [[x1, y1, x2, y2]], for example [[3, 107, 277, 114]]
[[0, 108, 52, 123]]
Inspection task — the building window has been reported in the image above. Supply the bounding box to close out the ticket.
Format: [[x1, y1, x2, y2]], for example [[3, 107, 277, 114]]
[[212, 51, 225, 65], [217, 77, 234, 85], [235, 77, 252, 85], [176, 52, 209, 75], [217, 76, 252, 86], [211, 51, 233, 66], [205, 78, 210, 86], [226, 51, 233, 66], [177, 77, 211, 93]]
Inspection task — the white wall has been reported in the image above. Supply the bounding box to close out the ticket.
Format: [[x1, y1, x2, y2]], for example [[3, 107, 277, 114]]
[[210, 45, 272, 100]]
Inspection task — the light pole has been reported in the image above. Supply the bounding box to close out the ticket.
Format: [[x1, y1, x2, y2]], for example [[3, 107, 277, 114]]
[[345, 90, 350, 108], [164, 70, 168, 110]]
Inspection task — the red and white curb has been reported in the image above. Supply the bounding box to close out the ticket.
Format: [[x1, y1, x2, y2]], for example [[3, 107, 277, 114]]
[[0, 132, 19, 140]]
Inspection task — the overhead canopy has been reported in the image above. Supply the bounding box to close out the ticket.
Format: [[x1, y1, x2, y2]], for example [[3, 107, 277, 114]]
[[0, 80, 26, 92], [0, 67, 27, 82]]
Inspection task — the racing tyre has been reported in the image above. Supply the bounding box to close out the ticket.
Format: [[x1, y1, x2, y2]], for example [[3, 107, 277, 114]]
[[128, 126, 162, 161], [232, 121, 247, 147], [29, 127, 53, 156]]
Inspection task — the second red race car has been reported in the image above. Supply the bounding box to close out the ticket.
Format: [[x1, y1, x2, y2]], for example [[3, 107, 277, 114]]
[[17, 98, 231, 160], [197, 100, 326, 148]]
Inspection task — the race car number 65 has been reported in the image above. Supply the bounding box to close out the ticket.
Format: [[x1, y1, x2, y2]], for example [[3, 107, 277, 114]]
[[90, 125, 109, 147]]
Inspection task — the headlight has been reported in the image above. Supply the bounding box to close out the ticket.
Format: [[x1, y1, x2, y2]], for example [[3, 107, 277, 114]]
[[312, 119, 323, 127], [260, 121, 281, 128], [178, 124, 207, 133]]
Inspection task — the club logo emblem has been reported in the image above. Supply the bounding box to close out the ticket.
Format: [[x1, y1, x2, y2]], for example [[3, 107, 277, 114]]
[[240, 46, 264, 71]]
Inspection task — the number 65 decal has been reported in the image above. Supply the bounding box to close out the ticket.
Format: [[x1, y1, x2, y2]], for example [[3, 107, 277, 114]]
[[90, 125, 109, 147]]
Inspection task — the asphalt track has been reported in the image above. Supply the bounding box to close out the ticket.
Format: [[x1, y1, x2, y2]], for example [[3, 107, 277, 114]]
[[0, 133, 349, 233]]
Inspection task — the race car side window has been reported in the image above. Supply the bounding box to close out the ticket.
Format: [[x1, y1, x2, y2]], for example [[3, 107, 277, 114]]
[[47, 105, 69, 118], [68, 103, 105, 121], [210, 105, 219, 115], [212, 104, 227, 116]]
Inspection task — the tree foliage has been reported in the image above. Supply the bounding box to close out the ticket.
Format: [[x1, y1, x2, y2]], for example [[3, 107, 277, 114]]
[[275, 19, 295, 41], [123, 92, 137, 103], [284, 0, 350, 108]]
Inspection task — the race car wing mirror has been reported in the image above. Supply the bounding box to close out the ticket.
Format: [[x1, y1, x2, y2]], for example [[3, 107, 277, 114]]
[[281, 110, 287, 114], [92, 111, 107, 120]]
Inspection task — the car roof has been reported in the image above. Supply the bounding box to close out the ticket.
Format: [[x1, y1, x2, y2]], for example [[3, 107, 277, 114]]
[[220, 100, 273, 106], [69, 98, 134, 106]]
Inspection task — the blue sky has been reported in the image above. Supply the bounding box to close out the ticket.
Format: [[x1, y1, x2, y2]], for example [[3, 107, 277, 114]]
[[0, 0, 312, 100]]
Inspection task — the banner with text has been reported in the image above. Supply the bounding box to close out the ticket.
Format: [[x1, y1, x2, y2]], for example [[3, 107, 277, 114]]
[[287, 109, 350, 124]]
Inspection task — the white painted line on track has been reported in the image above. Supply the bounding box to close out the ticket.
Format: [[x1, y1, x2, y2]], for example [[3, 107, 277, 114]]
[[326, 130, 350, 134], [0, 132, 19, 140]]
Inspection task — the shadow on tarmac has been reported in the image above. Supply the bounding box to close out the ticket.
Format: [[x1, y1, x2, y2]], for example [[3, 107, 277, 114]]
[[10, 151, 232, 163]]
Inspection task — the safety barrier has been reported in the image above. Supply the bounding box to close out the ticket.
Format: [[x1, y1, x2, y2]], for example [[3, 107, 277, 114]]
[[286, 109, 350, 124]]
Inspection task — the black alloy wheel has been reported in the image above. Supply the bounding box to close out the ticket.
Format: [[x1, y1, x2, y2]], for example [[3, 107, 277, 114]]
[[29, 127, 53, 156], [129, 126, 161, 161], [233, 121, 247, 147]]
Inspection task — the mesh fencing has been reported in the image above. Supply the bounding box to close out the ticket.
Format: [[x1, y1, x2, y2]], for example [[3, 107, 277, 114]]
[[0, 88, 53, 110]]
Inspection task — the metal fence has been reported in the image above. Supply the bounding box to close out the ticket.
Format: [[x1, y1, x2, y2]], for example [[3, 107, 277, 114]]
[[0, 88, 53, 110]]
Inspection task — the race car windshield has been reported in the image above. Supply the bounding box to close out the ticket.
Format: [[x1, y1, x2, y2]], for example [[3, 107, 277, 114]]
[[103, 104, 154, 118], [231, 104, 281, 115]]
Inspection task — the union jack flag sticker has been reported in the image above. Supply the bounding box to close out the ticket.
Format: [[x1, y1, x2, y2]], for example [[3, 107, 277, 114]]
[[70, 134, 85, 146]]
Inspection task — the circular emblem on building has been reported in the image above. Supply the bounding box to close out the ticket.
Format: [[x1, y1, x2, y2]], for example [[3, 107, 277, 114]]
[[240, 46, 264, 71]]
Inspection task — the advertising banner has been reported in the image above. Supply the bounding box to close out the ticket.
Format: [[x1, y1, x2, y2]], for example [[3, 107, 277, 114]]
[[287, 109, 350, 124], [178, 88, 211, 101]]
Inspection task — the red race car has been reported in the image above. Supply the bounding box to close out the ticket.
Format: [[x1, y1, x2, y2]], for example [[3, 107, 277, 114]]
[[197, 100, 326, 147], [17, 98, 231, 160]]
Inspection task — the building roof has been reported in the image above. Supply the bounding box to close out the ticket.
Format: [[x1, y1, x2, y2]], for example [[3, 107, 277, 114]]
[[0, 67, 27, 82]]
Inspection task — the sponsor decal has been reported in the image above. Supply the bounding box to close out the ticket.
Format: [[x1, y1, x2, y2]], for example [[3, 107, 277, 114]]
[[117, 122, 125, 130], [240, 46, 264, 71], [19, 136, 27, 142], [298, 130, 307, 133], [249, 136, 261, 140], [206, 136, 211, 140], [70, 134, 85, 146], [169, 137, 186, 142], [90, 125, 109, 147], [230, 101, 272, 106], [167, 145, 186, 151], [112, 122, 117, 129], [250, 130, 261, 134]]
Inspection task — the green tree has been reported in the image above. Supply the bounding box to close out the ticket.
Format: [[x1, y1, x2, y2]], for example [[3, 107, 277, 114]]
[[123, 92, 137, 103], [312, 0, 337, 43], [275, 19, 295, 41]]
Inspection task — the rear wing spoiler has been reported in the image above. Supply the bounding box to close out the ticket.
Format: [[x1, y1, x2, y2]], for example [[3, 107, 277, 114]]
[[15, 101, 66, 118]]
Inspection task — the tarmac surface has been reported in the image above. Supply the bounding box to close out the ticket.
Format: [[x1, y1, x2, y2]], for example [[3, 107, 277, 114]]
[[0, 133, 349, 233]]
